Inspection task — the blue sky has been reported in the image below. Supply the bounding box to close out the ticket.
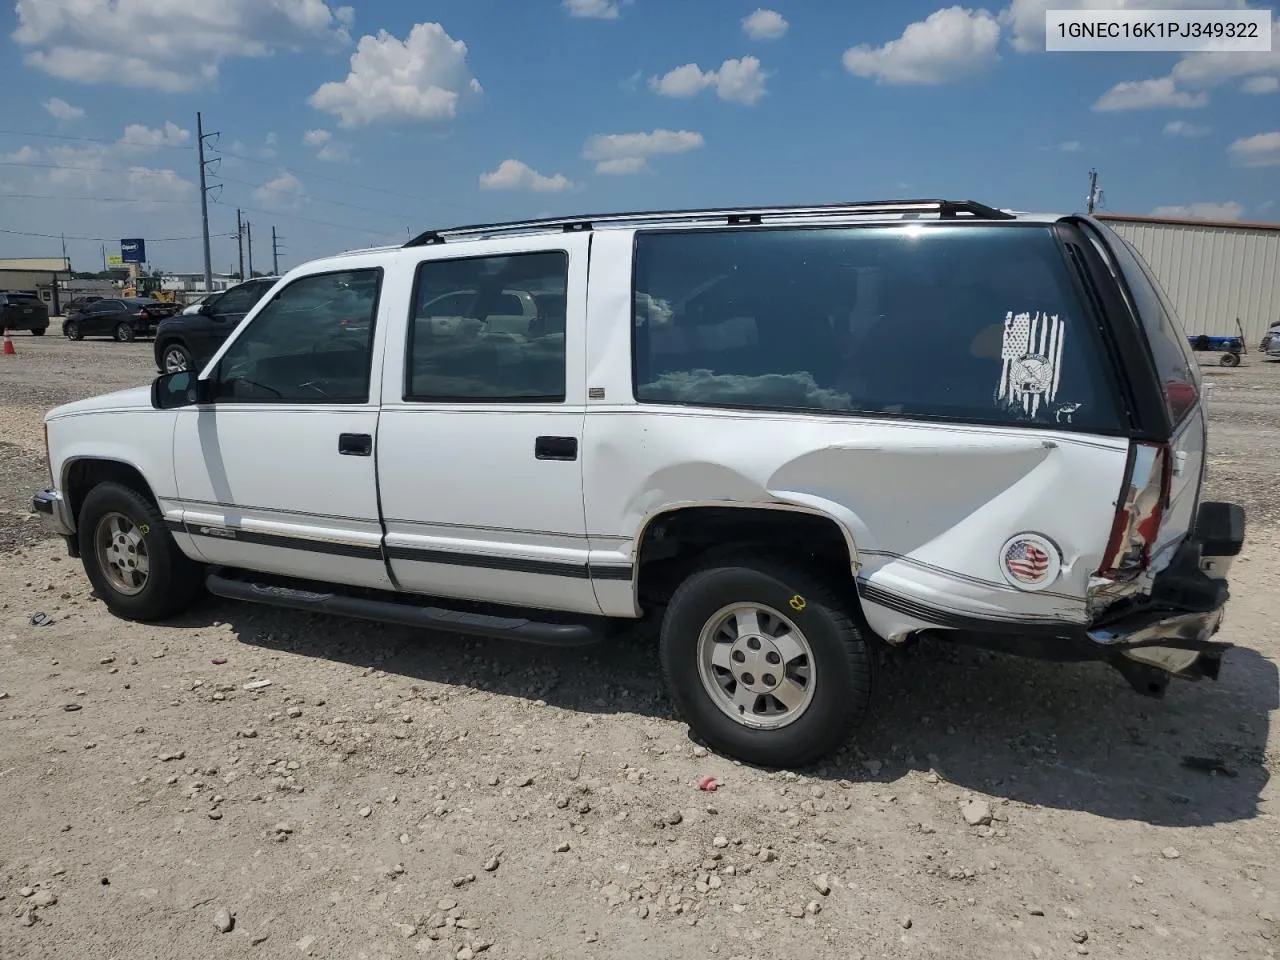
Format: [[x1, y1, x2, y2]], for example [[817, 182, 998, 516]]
[[0, 0, 1276, 274]]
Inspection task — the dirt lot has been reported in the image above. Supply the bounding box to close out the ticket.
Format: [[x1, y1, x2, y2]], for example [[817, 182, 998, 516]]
[[2, 327, 1278, 960]]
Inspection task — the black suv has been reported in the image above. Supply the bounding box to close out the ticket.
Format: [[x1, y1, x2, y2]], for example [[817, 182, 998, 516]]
[[0, 291, 50, 335], [152, 276, 278, 373]]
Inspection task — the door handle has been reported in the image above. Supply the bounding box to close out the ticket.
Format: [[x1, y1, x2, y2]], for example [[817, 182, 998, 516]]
[[534, 436, 578, 461], [338, 432, 373, 457]]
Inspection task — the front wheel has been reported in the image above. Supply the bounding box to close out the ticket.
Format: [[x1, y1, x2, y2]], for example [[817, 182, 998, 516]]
[[30, 326, 46, 337], [659, 555, 874, 769], [159, 342, 192, 373], [1220, 352, 1241, 368], [115, 322, 136, 342], [64, 321, 83, 341], [78, 481, 205, 621]]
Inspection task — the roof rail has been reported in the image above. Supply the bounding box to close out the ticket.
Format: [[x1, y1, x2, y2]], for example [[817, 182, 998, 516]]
[[403, 199, 1015, 247]]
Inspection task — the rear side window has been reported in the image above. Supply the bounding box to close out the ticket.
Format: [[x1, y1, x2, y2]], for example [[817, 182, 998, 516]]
[[1099, 229, 1200, 425], [632, 225, 1121, 431], [406, 251, 567, 402]]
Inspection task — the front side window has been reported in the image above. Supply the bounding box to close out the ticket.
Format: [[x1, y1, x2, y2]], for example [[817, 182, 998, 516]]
[[213, 268, 381, 404], [406, 251, 567, 401], [632, 225, 1122, 432], [215, 282, 267, 315]]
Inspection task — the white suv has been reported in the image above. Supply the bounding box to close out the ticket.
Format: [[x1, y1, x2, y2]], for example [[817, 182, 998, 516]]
[[30, 199, 1245, 768]]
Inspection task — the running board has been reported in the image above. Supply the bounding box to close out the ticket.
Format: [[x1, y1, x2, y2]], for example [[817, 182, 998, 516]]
[[206, 569, 605, 647]]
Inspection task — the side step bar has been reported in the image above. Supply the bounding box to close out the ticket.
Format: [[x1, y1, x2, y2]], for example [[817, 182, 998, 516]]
[[206, 569, 605, 647]]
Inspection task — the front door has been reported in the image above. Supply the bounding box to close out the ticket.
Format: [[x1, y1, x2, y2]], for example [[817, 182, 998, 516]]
[[170, 265, 390, 589], [376, 234, 599, 614]]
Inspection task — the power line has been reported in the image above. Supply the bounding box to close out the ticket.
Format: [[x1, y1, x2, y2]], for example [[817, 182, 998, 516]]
[[0, 226, 233, 242], [0, 128, 194, 150], [217, 199, 406, 241], [0, 191, 197, 204]]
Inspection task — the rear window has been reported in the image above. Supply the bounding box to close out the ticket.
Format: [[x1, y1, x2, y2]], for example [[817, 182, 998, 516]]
[[1097, 226, 1200, 425], [632, 224, 1122, 431], [3, 292, 40, 303]]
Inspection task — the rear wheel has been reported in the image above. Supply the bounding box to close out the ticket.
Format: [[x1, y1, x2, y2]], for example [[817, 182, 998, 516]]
[[78, 482, 204, 621], [160, 342, 192, 373], [659, 554, 874, 769], [1220, 352, 1241, 367], [115, 322, 135, 343], [64, 321, 83, 341], [30, 326, 46, 337]]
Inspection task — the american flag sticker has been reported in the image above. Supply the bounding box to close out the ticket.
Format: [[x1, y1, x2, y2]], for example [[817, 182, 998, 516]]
[[997, 310, 1066, 418], [999, 534, 1061, 591]]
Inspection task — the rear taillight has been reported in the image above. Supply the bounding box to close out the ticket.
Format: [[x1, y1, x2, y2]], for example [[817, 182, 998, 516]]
[[1163, 380, 1199, 423], [1097, 441, 1172, 580], [43, 422, 52, 484]]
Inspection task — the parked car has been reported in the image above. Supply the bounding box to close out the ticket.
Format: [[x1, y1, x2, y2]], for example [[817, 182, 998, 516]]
[[0, 290, 50, 335], [30, 198, 1245, 769], [153, 276, 278, 373], [1260, 322, 1280, 354], [62, 297, 179, 342]]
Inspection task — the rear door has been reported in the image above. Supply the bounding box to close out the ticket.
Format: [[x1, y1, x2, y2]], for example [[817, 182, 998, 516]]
[[84, 300, 123, 335], [376, 233, 599, 614]]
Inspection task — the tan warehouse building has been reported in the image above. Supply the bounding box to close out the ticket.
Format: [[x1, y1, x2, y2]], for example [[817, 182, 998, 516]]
[[0, 257, 71, 316], [1098, 213, 1279, 348]]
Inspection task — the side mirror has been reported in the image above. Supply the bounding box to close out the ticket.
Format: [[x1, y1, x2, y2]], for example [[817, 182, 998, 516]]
[[198, 303, 215, 317], [151, 371, 212, 409]]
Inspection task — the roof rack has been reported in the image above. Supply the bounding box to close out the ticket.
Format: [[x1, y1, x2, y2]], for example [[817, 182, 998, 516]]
[[404, 199, 1015, 247]]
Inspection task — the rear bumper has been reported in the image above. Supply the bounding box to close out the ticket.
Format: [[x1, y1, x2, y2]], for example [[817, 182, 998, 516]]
[[935, 501, 1245, 695]]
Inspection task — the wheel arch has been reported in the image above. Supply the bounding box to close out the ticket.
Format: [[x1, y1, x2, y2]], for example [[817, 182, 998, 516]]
[[631, 500, 863, 613], [62, 457, 160, 532]]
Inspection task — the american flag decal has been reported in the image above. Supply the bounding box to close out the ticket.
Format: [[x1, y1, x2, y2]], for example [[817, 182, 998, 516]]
[[1004, 539, 1051, 583]]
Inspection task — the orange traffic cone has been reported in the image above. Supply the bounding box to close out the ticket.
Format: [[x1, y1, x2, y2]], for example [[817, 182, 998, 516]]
[[2, 329, 14, 356]]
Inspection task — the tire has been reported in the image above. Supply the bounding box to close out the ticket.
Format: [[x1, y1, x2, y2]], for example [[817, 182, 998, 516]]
[[77, 481, 204, 622], [30, 326, 46, 337], [659, 554, 874, 769], [1220, 352, 1241, 368], [115, 322, 136, 343], [159, 341, 192, 374], [64, 321, 83, 341]]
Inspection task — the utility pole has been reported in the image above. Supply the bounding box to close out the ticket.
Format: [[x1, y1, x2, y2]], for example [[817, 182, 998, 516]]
[[246, 221, 254, 278], [1086, 168, 1101, 215], [196, 112, 217, 293], [236, 209, 245, 280], [101, 243, 106, 272], [271, 226, 282, 276]]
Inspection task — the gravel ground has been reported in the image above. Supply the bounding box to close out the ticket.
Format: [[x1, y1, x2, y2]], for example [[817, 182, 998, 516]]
[[1, 328, 1278, 960]]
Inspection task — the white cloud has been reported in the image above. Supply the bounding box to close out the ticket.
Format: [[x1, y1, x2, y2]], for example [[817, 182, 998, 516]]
[[1229, 131, 1280, 167], [479, 159, 574, 193], [310, 22, 482, 126], [302, 129, 349, 161], [651, 56, 769, 104], [743, 9, 789, 40], [13, 0, 351, 92], [1093, 76, 1208, 111], [582, 129, 705, 175], [0, 145, 42, 164], [1164, 120, 1209, 137], [1150, 202, 1244, 221], [1001, 0, 1250, 53], [125, 166, 197, 200], [43, 97, 84, 121], [563, 0, 625, 18], [334, 5, 355, 27], [1058, 140, 1081, 152], [1085, 20, 1278, 114], [843, 6, 1001, 85], [303, 129, 332, 147], [254, 171, 306, 206], [118, 121, 190, 150]]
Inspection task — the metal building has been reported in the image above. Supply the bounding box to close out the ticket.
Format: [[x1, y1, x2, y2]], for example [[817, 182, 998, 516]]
[[0, 257, 71, 315], [1097, 213, 1279, 347]]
